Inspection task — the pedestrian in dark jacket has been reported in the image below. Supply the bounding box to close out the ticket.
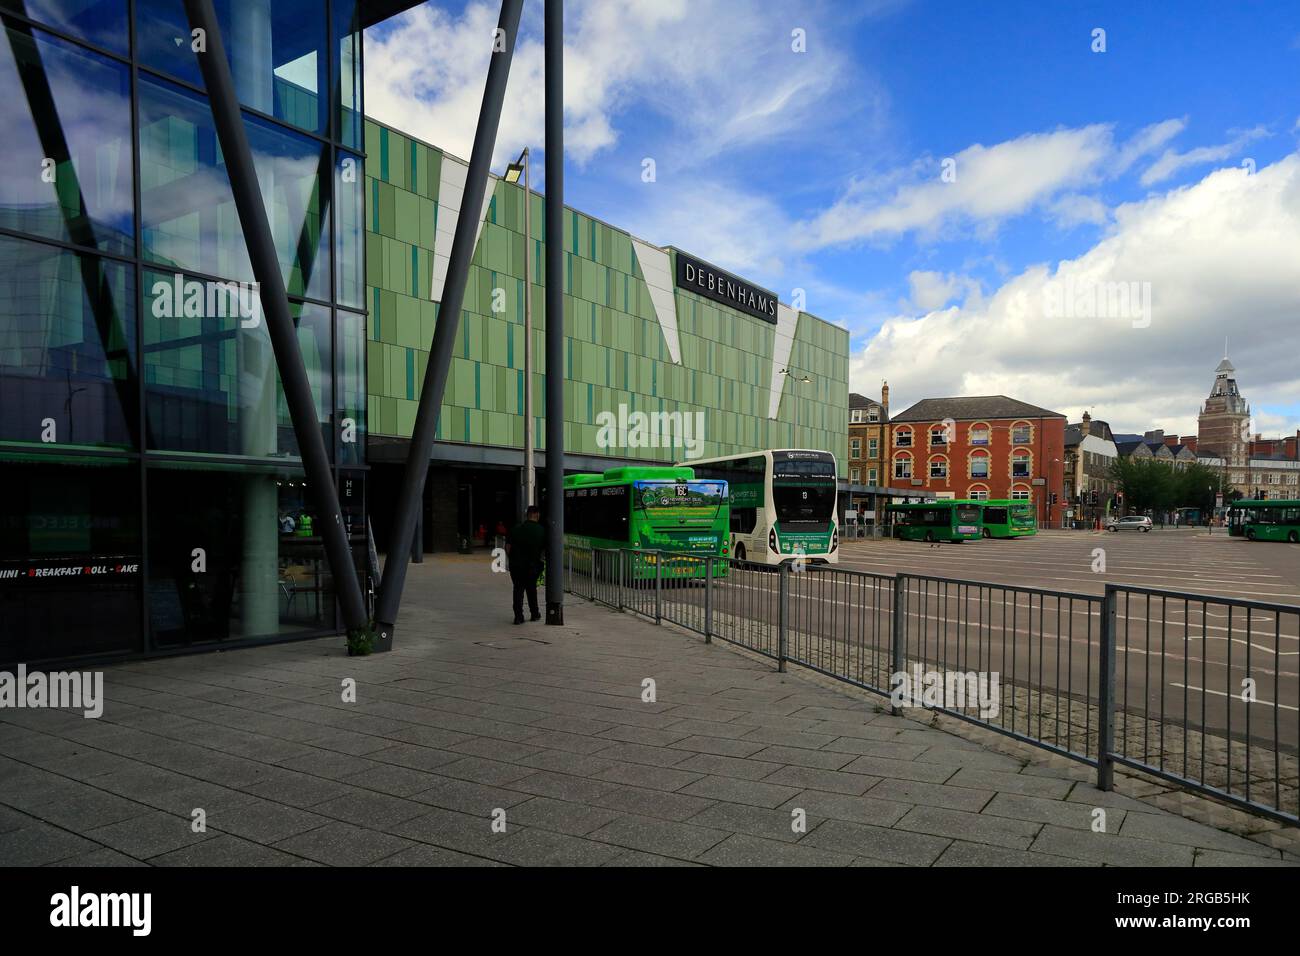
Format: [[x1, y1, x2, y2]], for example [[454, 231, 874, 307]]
[[506, 506, 546, 624]]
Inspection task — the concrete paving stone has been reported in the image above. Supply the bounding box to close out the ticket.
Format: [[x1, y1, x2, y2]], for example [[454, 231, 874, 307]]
[[507, 770, 621, 804], [895, 805, 1042, 850], [587, 813, 730, 859], [1118, 808, 1281, 857], [365, 723, 475, 750], [699, 832, 856, 867], [239, 770, 352, 808], [820, 738, 930, 760], [1029, 824, 1196, 866], [207, 800, 332, 844], [594, 724, 694, 748], [0, 804, 38, 833], [372, 843, 507, 866], [678, 774, 803, 809], [337, 763, 446, 797], [368, 742, 466, 773], [448, 736, 546, 764], [433, 756, 539, 787], [673, 752, 783, 782], [528, 714, 619, 736], [668, 735, 768, 758], [589, 785, 717, 822], [762, 765, 879, 796], [84, 809, 214, 860], [743, 745, 854, 771], [12, 787, 153, 832], [779, 790, 913, 828], [790, 705, 877, 723], [891, 729, 985, 750], [660, 704, 749, 724], [731, 712, 828, 733], [309, 790, 432, 829], [388, 806, 519, 859], [591, 741, 694, 768], [868, 778, 994, 813], [410, 776, 533, 814], [1063, 783, 1169, 815], [519, 729, 617, 755], [934, 841, 1091, 867], [601, 849, 704, 866], [944, 766, 1074, 797], [685, 802, 811, 843], [151, 834, 304, 867], [594, 761, 706, 793], [661, 718, 756, 740], [816, 721, 914, 742], [296, 728, 397, 756], [0, 823, 100, 865], [801, 818, 951, 866], [840, 755, 959, 783], [27, 746, 137, 781], [983, 792, 1127, 832], [272, 821, 415, 867], [514, 748, 621, 778], [48, 847, 149, 867], [1193, 850, 1296, 867], [491, 827, 627, 866], [738, 726, 839, 749], [916, 746, 1026, 770], [279, 750, 387, 781], [504, 796, 623, 836]]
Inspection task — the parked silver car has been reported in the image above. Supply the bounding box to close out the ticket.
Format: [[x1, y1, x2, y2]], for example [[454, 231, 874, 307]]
[[1108, 515, 1153, 532]]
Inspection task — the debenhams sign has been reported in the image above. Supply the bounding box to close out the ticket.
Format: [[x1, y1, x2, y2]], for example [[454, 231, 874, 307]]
[[675, 252, 778, 324]]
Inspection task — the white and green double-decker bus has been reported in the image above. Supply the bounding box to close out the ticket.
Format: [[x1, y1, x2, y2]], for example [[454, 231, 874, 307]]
[[687, 450, 839, 565]]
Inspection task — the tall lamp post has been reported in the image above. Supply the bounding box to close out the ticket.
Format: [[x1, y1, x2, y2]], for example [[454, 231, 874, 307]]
[[504, 148, 534, 513]]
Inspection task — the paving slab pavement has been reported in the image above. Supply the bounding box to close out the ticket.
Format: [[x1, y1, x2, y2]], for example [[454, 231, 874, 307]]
[[0, 554, 1295, 867]]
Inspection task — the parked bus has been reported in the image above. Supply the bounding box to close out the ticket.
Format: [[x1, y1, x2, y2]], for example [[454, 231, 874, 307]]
[[1227, 499, 1274, 536], [886, 500, 982, 543], [1240, 500, 1300, 543], [688, 450, 839, 565], [979, 499, 1037, 538], [562, 467, 729, 579]]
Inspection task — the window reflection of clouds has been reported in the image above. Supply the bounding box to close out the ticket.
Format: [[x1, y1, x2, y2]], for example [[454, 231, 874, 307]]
[[0, 25, 133, 251]]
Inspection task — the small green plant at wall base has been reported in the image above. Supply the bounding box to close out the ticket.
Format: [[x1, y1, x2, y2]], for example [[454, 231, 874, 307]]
[[346, 626, 376, 656]]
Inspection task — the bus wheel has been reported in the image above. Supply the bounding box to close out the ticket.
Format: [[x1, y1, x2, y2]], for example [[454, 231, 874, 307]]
[[1246, 529, 1256, 541], [735, 543, 746, 562], [924, 531, 935, 543], [1289, 531, 1299, 544], [982, 528, 991, 539]]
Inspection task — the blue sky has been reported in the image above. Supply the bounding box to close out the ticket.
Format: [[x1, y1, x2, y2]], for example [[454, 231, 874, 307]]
[[366, 0, 1300, 438]]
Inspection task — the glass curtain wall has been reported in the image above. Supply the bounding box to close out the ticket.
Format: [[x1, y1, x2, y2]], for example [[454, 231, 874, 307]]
[[0, 0, 366, 667]]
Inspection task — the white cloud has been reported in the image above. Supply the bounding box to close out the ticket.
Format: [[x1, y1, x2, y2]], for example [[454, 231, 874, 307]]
[[906, 270, 980, 311], [854, 154, 1300, 437], [364, 0, 857, 170], [798, 121, 1181, 250], [1139, 126, 1269, 186]]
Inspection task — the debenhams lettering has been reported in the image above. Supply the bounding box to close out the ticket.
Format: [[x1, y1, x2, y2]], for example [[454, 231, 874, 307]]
[[676, 254, 778, 323]]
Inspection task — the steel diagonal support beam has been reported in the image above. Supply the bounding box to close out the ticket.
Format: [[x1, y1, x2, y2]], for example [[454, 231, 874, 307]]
[[543, 0, 564, 624], [373, 0, 526, 645], [182, 0, 368, 635]]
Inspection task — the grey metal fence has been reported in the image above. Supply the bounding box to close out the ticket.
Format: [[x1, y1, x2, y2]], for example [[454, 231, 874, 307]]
[[561, 545, 1300, 824]]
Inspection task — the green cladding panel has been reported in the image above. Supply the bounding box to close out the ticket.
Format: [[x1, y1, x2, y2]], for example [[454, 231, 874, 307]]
[[363, 118, 849, 472]]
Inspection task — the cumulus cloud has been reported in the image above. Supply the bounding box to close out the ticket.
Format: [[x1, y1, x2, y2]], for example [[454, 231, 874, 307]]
[[906, 270, 981, 311], [364, 0, 855, 170], [854, 154, 1300, 437]]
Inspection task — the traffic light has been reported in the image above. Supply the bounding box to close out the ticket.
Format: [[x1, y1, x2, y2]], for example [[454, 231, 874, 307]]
[[1090, 490, 1098, 506], [1050, 492, 1058, 505]]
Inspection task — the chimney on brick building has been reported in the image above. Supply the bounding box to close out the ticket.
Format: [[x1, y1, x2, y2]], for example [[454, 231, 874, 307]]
[[1080, 411, 1091, 437], [881, 381, 889, 415]]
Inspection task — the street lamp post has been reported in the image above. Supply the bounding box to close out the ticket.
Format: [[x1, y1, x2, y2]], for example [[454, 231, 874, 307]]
[[504, 148, 534, 513], [780, 368, 812, 441]]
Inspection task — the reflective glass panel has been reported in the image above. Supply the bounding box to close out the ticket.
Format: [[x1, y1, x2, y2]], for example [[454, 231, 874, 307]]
[[0, 23, 133, 254], [0, 234, 136, 448]]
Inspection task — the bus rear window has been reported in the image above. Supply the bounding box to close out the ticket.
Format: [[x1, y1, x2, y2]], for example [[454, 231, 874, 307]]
[[634, 481, 725, 523]]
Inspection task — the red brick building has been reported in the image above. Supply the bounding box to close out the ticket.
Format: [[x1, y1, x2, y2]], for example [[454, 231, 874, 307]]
[[886, 396, 1068, 527]]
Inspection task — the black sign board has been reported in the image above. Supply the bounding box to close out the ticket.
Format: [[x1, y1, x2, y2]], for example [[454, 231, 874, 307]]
[[674, 252, 778, 324]]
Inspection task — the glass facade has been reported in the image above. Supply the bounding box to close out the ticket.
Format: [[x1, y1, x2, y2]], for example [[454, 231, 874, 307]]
[[0, 1, 366, 667]]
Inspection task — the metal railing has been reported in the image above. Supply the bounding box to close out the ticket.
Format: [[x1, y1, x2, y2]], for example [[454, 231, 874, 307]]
[[561, 546, 1300, 824]]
